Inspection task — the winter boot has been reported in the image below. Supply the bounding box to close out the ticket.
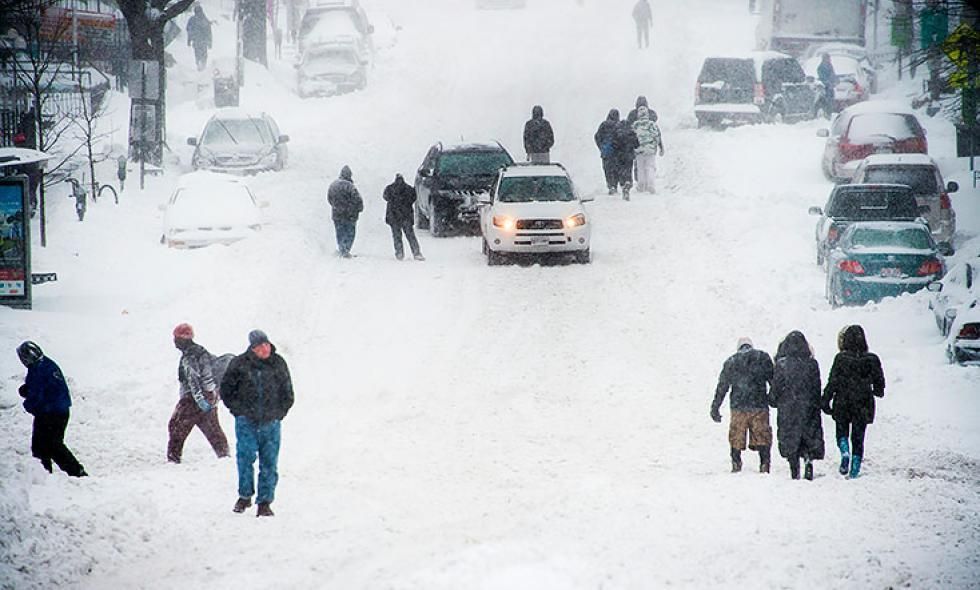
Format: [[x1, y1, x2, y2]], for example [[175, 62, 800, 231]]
[[256, 502, 275, 517], [759, 446, 771, 474], [730, 448, 742, 473], [804, 460, 814, 481], [233, 497, 252, 513], [413, 254, 426, 261], [848, 456, 862, 479], [789, 457, 800, 480], [838, 437, 851, 476], [622, 186, 631, 201], [607, 187, 617, 195]]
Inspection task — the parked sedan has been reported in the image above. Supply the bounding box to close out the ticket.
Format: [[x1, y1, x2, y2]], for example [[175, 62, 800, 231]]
[[817, 101, 927, 182], [161, 173, 265, 248], [826, 221, 945, 307], [943, 302, 980, 365], [188, 109, 289, 174], [927, 258, 979, 336]]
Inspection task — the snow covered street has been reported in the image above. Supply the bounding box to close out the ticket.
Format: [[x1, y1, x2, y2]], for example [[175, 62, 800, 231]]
[[2, 0, 979, 588]]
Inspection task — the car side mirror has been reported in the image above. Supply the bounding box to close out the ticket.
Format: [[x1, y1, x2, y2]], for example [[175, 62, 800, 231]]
[[927, 281, 943, 293], [477, 193, 491, 204], [808, 206, 823, 216], [937, 242, 955, 257], [816, 129, 829, 138], [947, 181, 959, 193], [945, 308, 958, 320], [278, 134, 290, 144], [187, 137, 197, 146]]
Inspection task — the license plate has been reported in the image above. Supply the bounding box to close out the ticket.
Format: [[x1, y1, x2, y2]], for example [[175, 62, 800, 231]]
[[880, 267, 902, 278], [530, 236, 549, 246]]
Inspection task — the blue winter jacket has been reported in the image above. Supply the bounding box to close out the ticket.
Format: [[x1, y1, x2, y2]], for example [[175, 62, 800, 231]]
[[23, 357, 72, 416]]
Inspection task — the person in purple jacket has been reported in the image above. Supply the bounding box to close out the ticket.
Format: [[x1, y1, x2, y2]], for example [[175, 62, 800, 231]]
[[16, 341, 87, 477]]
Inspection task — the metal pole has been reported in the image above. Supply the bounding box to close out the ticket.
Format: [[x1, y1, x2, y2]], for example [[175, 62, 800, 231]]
[[140, 63, 146, 190]]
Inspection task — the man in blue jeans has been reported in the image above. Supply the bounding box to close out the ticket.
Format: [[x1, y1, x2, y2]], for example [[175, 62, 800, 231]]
[[327, 165, 364, 258], [220, 330, 294, 517]]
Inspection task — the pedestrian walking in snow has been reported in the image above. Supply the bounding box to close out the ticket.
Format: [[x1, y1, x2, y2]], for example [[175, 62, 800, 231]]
[[816, 54, 837, 116], [769, 331, 824, 480], [523, 105, 555, 164], [327, 165, 364, 258], [626, 95, 650, 125], [16, 342, 87, 477], [594, 109, 620, 194], [186, 5, 213, 72], [711, 337, 774, 473], [274, 28, 283, 60], [632, 0, 652, 49], [610, 118, 640, 200], [167, 323, 231, 464], [384, 173, 425, 261], [822, 325, 885, 479], [221, 330, 294, 517], [631, 106, 664, 194]]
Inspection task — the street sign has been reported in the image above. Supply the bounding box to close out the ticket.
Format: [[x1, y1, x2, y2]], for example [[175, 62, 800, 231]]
[[0, 176, 31, 309], [127, 60, 160, 100]]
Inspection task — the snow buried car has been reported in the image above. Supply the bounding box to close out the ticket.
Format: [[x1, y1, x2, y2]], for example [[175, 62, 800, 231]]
[[297, 42, 367, 98], [825, 221, 946, 307], [942, 301, 980, 365], [160, 173, 266, 248], [479, 162, 592, 265], [188, 109, 289, 174]]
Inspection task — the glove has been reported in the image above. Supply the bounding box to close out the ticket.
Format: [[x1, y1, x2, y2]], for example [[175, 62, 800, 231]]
[[196, 398, 213, 413], [710, 407, 722, 423], [19, 384, 28, 398]]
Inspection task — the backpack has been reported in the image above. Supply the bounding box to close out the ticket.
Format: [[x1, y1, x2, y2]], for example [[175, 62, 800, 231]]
[[212, 354, 235, 391]]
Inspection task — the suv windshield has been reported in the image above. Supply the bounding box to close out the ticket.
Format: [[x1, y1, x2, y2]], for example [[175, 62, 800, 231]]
[[437, 151, 512, 177], [828, 189, 918, 219], [847, 113, 920, 142], [862, 166, 938, 194], [497, 176, 574, 203], [202, 118, 272, 146], [698, 58, 754, 88], [849, 227, 934, 250]]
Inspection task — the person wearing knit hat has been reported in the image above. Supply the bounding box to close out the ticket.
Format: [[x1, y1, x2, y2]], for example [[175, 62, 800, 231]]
[[711, 336, 775, 473], [168, 323, 230, 463], [326, 165, 364, 258], [220, 329, 294, 517]]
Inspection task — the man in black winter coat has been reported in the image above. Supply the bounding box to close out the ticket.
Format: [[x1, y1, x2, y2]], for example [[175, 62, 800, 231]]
[[523, 105, 555, 164], [186, 5, 212, 71], [610, 120, 639, 200], [769, 331, 824, 480], [327, 165, 364, 258], [712, 337, 774, 473], [221, 330, 294, 517], [384, 173, 424, 261], [594, 109, 620, 194]]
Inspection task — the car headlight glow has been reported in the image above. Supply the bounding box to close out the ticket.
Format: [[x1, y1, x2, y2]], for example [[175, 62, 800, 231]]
[[492, 215, 516, 231], [564, 213, 586, 228]]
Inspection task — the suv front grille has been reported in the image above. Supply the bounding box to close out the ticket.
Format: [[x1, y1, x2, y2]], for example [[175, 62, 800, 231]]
[[516, 219, 562, 230]]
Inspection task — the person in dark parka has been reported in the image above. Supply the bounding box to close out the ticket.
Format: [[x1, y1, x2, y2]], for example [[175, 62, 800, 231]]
[[594, 109, 620, 194], [221, 330, 294, 516], [327, 165, 364, 258], [822, 325, 885, 479], [186, 4, 213, 71], [769, 331, 824, 480], [627, 95, 650, 125], [711, 337, 774, 473], [16, 341, 87, 477], [610, 119, 640, 200], [523, 105, 555, 164], [383, 173, 424, 261]]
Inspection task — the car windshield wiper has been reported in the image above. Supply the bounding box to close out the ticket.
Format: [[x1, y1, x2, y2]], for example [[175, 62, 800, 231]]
[[247, 117, 269, 144], [215, 119, 239, 144]]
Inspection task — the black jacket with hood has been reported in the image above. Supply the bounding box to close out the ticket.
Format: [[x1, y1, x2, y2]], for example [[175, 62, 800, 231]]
[[769, 331, 825, 460], [383, 175, 417, 225], [327, 166, 364, 222], [594, 109, 620, 158], [823, 325, 885, 424], [713, 344, 774, 412], [221, 344, 294, 424], [523, 105, 555, 155]]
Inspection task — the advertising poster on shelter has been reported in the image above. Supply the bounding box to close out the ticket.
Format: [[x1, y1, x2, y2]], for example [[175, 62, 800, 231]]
[[0, 182, 27, 298]]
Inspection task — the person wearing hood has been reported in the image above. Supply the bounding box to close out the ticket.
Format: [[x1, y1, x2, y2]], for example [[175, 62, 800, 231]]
[[16, 341, 87, 477], [523, 105, 555, 164], [769, 331, 824, 480], [631, 106, 664, 194], [327, 165, 364, 258], [186, 4, 212, 71], [711, 337, 774, 473], [221, 330, 294, 517], [167, 323, 231, 464], [383, 173, 424, 261], [822, 325, 885, 479], [627, 95, 650, 125], [610, 118, 640, 200], [594, 109, 620, 194]]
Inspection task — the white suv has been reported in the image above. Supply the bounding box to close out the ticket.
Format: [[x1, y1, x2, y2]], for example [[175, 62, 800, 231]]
[[479, 163, 593, 265]]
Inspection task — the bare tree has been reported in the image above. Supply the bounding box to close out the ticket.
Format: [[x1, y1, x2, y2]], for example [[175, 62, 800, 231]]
[[67, 81, 114, 200]]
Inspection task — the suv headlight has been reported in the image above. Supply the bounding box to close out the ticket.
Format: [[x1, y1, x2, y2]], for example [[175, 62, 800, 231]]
[[492, 215, 516, 231], [564, 214, 586, 228]]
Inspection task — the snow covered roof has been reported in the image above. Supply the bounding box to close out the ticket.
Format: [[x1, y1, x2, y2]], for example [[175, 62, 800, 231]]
[[0, 147, 54, 169], [442, 142, 504, 152], [209, 108, 269, 121], [175, 171, 249, 190], [702, 51, 796, 80], [840, 100, 917, 117], [843, 220, 931, 232], [859, 154, 937, 167], [501, 163, 570, 178]]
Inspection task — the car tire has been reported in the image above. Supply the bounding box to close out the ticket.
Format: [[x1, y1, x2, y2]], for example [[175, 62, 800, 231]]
[[487, 246, 505, 266], [431, 201, 448, 238], [416, 203, 430, 230], [816, 246, 824, 267], [482, 238, 489, 255], [575, 248, 591, 264]]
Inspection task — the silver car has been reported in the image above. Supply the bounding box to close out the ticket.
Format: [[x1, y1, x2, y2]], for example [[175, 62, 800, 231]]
[[187, 110, 289, 174]]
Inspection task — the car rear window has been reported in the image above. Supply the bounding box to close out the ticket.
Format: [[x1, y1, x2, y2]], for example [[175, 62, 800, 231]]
[[846, 113, 921, 143], [437, 151, 513, 177], [698, 58, 755, 88], [761, 58, 805, 86], [828, 189, 918, 219], [862, 166, 938, 194], [849, 227, 934, 250], [497, 176, 574, 203]]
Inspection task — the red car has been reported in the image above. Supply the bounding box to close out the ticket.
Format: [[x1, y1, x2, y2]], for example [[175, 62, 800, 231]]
[[817, 102, 927, 182]]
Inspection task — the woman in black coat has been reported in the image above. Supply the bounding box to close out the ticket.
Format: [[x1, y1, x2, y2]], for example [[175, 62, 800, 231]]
[[822, 325, 885, 479], [769, 331, 824, 480]]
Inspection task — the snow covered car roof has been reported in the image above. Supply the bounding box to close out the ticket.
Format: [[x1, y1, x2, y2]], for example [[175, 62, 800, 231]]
[[500, 163, 571, 178], [208, 108, 272, 121], [442, 142, 506, 152], [841, 220, 932, 233], [839, 100, 918, 117], [701, 51, 796, 81], [174, 171, 250, 190], [858, 154, 937, 167]]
